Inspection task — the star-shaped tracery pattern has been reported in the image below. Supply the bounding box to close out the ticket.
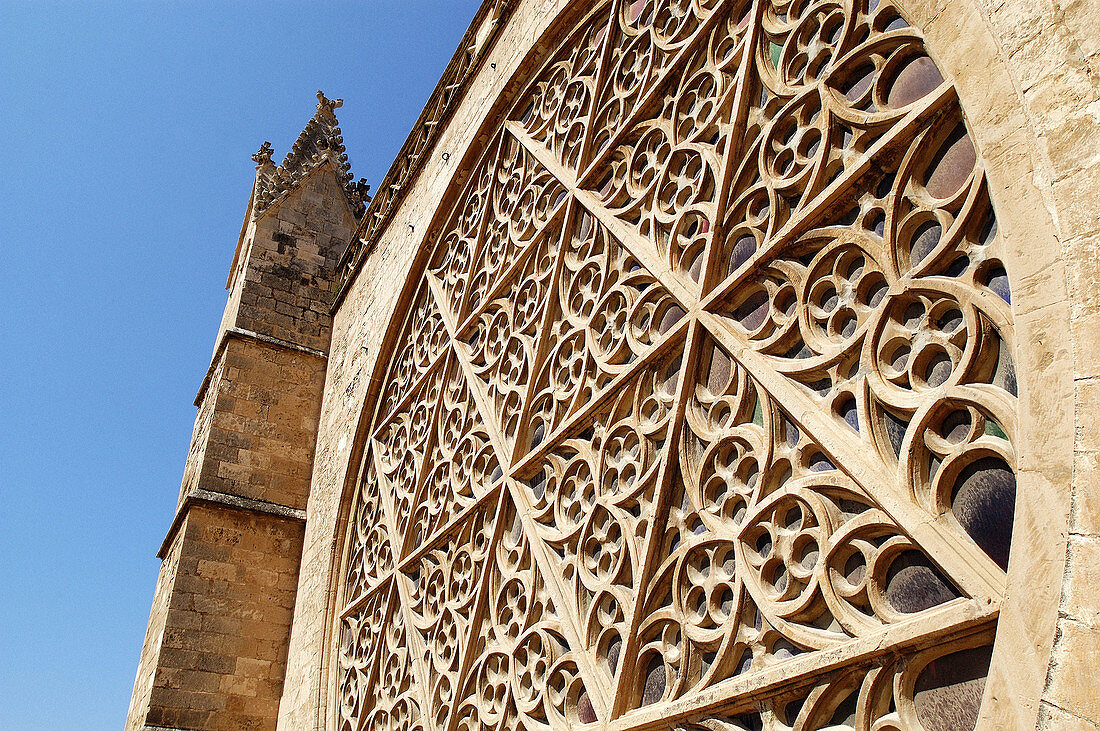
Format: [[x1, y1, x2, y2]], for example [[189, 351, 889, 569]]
[[335, 1, 1017, 730]]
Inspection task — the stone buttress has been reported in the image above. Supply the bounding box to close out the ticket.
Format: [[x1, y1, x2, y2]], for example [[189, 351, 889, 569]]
[[126, 93, 365, 731]]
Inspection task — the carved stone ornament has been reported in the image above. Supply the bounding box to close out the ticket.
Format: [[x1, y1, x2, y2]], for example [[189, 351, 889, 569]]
[[333, 1, 1018, 730], [252, 140, 274, 166]]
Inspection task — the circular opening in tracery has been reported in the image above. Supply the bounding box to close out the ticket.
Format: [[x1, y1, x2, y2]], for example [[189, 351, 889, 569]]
[[950, 455, 1016, 571]]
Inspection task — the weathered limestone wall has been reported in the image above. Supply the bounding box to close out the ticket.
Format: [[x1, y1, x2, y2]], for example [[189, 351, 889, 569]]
[[126, 523, 186, 729], [178, 356, 223, 504], [131, 505, 304, 730], [185, 162, 355, 515], [216, 207, 253, 356], [178, 337, 326, 511], [193, 336, 327, 512], [275, 0, 1100, 729], [224, 164, 354, 354]]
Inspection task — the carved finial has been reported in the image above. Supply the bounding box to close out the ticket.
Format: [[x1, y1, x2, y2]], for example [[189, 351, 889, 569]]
[[352, 178, 372, 203], [252, 141, 273, 165], [317, 90, 343, 113]]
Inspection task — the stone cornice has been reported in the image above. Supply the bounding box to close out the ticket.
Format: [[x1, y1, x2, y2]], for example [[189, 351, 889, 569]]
[[330, 0, 517, 311]]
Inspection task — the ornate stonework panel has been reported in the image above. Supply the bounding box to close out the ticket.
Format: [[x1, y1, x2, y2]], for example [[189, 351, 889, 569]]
[[343, 452, 394, 605], [332, 1, 1018, 729], [455, 492, 601, 729], [338, 581, 427, 731], [523, 207, 686, 449]]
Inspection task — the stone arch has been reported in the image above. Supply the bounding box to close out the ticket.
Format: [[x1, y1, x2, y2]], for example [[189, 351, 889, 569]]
[[312, 1, 1097, 729], [887, 2, 1085, 727]]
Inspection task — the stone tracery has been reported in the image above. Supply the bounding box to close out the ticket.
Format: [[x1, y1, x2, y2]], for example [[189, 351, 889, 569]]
[[334, 1, 1017, 729]]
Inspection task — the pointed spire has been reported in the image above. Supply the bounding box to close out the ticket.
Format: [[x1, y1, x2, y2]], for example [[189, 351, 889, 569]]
[[251, 91, 368, 219]]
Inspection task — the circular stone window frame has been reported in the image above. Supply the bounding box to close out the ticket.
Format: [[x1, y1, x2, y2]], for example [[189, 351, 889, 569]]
[[316, 1, 1087, 729], [895, 1, 1080, 727]]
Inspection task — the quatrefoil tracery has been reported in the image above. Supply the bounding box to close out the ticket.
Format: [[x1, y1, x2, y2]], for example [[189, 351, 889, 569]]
[[335, 1, 1018, 730]]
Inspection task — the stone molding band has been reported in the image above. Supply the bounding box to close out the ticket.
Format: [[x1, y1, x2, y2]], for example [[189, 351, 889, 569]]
[[194, 326, 328, 407], [156, 488, 307, 560]]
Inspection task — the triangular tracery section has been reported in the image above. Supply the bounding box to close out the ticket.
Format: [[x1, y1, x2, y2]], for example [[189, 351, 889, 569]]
[[520, 207, 687, 457], [455, 212, 563, 456], [379, 278, 451, 421], [429, 143, 498, 320], [401, 495, 499, 731], [513, 346, 684, 702], [624, 333, 967, 710], [707, 101, 1017, 567], [708, 0, 950, 286], [373, 356, 450, 543], [583, 0, 754, 290], [462, 136, 570, 323], [513, 3, 611, 171], [364, 590, 429, 731], [337, 581, 394, 731], [453, 492, 601, 730], [584, 0, 735, 169], [342, 449, 395, 607], [404, 360, 505, 556]]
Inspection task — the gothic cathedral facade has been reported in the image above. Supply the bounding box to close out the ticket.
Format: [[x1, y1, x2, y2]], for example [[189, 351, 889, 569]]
[[128, 1, 1100, 729]]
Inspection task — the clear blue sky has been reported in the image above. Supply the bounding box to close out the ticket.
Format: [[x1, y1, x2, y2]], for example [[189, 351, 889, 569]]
[[0, 2, 480, 727]]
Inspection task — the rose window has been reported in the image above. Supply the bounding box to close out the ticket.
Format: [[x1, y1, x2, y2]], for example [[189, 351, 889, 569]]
[[334, 1, 1018, 730]]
